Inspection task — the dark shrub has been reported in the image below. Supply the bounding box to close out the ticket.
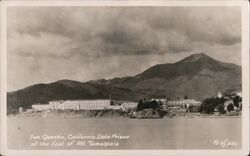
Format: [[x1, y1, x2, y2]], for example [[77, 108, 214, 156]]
[[227, 103, 234, 112], [218, 104, 226, 114]]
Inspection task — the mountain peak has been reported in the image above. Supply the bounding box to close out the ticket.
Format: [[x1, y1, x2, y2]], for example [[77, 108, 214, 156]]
[[54, 79, 82, 86], [179, 53, 214, 63], [55, 79, 76, 84]]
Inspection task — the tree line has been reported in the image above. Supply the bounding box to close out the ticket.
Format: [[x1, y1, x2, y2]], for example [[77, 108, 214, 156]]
[[199, 95, 242, 114]]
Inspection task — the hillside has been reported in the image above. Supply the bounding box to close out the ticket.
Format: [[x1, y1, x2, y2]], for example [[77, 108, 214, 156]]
[[111, 53, 241, 99], [7, 80, 140, 114], [7, 53, 241, 114]]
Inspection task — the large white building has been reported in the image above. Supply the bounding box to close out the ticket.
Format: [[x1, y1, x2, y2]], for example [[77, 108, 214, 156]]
[[107, 105, 124, 110], [32, 104, 51, 111], [32, 99, 111, 111], [154, 99, 167, 105], [166, 99, 201, 109], [121, 102, 138, 109], [49, 99, 111, 110]]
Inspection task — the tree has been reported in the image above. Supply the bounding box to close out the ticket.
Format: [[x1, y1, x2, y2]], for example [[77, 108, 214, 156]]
[[214, 97, 226, 107], [144, 100, 159, 110], [184, 95, 188, 99], [201, 97, 216, 114], [136, 99, 144, 111], [158, 101, 163, 109], [218, 104, 226, 115], [136, 99, 160, 111], [233, 96, 240, 108], [204, 103, 214, 114], [227, 103, 234, 112], [199, 104, 204, 113]]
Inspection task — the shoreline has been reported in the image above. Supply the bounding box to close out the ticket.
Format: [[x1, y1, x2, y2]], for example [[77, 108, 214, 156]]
[[7, 111, 241, 119]]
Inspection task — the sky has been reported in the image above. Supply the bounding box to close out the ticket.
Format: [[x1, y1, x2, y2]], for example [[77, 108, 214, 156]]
[[7, 6, 241, 91]]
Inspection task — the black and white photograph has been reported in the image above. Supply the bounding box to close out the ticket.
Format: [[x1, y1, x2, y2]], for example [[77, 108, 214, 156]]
[[0, 0, 249, 156]]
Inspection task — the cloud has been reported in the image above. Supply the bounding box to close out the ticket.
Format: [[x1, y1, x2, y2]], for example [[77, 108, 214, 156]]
[[6, 6, 242, 91], [7, 7, 241, 58]]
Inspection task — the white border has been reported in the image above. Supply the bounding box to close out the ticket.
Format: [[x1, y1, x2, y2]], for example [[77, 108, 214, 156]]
[[0, 1, 249, 156]]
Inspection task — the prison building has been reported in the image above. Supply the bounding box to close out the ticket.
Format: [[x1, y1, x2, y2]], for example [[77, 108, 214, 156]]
[[154, 99, 167, 105], [49, 99, 111, 110], [32, 104, 51, 111], [107, 105, 124, 110], [121, 102, 138, 108], [166, 99, 201, 109]]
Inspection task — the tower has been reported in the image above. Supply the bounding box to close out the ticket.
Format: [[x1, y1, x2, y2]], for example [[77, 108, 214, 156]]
[[217, 91, 222, 98]]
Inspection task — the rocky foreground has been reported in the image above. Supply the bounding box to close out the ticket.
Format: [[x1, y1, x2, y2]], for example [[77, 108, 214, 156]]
[[9, 108, 168, 118], [9, 108, 240, 118], [11, 109, 129, 118]]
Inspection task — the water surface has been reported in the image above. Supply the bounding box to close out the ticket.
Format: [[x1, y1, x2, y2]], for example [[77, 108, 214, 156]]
[[7, 117, 241, 149]]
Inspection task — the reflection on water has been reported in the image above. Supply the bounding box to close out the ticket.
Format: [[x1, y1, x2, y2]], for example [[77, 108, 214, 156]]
[[7, 117, 241, 149]]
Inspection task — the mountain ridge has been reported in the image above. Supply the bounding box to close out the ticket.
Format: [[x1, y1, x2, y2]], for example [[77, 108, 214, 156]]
[[7, 53, 241, 114]]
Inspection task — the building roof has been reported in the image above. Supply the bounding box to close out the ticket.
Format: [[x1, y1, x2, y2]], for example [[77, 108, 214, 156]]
[[50, 99, 110, 102]]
